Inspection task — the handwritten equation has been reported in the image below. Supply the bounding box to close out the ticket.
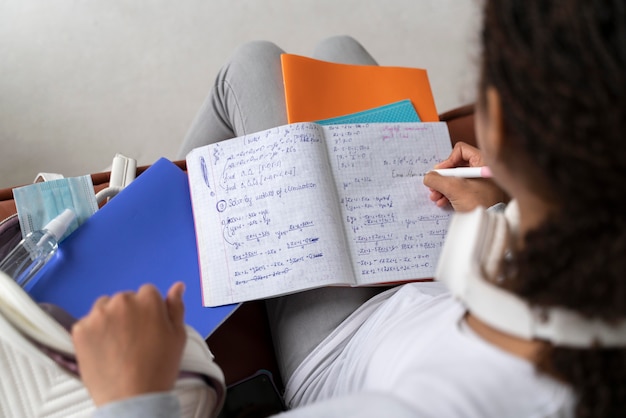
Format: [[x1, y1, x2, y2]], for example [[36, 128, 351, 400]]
[[325, 123, 452, 284], [190, 123, 351, 303], [187, 122, 453, 305]]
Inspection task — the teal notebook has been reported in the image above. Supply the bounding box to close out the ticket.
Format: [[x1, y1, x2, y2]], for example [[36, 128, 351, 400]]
[[27, 158, 238, 338], [316, 99, 420, 125]]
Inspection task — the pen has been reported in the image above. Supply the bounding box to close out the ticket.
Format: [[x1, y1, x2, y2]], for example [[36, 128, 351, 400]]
[[431, 166, 492, 178]]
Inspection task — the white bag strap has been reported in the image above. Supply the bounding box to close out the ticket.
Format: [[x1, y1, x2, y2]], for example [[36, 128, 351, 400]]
[[0, 270, 74, 354], [33, 172, 65, 183], [0, 270, 226, 393]]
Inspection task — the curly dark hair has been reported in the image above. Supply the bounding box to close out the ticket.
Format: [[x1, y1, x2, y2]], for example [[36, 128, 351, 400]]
[[481, 0, 626, 416]]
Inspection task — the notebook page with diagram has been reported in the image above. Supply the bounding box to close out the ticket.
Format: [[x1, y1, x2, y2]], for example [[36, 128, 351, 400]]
[[186, 122, 453, 306]]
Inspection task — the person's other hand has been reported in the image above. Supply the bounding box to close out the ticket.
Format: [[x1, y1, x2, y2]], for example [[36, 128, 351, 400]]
[[72, 282, 187, 406], [423, 142, 507, 212]]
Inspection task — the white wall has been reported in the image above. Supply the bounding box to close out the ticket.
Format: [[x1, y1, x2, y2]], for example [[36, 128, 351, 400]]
[[0, 0, 481, 189]]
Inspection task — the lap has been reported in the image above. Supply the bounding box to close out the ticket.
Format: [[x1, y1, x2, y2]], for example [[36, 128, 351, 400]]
[[184, 35, 384, 384]]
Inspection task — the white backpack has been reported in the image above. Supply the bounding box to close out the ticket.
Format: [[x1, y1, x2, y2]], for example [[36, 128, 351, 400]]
[[0, 270, 226, 418]]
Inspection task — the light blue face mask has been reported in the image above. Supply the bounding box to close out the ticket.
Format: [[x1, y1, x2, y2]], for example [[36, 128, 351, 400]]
[[13, 175, 98, 241]]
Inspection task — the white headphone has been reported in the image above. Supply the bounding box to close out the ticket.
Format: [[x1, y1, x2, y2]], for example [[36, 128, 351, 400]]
[[436, 201, 626, 348]]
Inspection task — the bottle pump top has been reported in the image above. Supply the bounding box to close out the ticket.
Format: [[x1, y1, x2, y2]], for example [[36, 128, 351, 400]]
[[43, 209, 76, 241]]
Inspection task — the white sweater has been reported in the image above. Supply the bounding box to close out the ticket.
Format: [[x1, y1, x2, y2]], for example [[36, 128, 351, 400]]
[[281, 281, 574, 418], [95, 282, 575, 418]]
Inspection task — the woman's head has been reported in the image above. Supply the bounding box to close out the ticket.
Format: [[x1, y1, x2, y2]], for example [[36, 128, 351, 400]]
[[477, 1, 626, 415], [479, 0, 626, 211], [480, 0, 626, 313]]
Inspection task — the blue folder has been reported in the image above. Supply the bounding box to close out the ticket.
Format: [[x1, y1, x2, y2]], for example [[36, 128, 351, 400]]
[[27, 158, 238, 338]]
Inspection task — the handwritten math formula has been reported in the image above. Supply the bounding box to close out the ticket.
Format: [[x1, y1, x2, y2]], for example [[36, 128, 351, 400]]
[[188, 122, 453, 304], [326, 123, 452, 283], [200, 123, 349, 298]]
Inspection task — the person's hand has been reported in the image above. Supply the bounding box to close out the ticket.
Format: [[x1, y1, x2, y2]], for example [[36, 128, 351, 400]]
[[72, 283, 187, 406], [423, 141, 507, 212]]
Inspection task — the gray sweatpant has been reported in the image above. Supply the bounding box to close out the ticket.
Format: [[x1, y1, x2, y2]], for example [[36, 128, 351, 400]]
[[177, 36, 386, 384]]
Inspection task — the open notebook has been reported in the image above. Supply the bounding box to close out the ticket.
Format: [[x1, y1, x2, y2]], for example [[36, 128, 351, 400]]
[[186, 122, 453, 306]]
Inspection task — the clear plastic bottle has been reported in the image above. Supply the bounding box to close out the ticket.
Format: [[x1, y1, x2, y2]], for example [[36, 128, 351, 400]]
[[0, 209, 75, 288]]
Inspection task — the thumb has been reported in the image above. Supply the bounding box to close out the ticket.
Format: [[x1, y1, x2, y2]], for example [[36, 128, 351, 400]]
[[166, 282, 186, 327], [423, 171, 463, 199]]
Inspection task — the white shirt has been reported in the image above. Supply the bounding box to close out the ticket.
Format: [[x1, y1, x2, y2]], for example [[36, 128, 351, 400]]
[[94, 282, 575, 418], [282, 282, 574, 418]]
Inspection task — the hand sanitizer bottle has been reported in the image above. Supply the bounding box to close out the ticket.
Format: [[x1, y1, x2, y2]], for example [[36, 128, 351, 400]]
[[0, 209, 76, 288]]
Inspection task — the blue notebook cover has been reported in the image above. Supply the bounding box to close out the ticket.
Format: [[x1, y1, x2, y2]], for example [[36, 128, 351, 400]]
[[316, 99, 420, 125], [27, 158, 238, 338]]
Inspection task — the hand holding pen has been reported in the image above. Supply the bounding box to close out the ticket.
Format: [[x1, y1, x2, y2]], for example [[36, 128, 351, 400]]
[[423, 142, 507, 212], [431, 166, 492, 178]]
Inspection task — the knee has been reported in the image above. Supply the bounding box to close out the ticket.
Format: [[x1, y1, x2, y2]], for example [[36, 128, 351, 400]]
[[315, 35, 364, 51], [213, 40, 285, 91], [312, 35, 377, 65], [228, 40, 284, 67]]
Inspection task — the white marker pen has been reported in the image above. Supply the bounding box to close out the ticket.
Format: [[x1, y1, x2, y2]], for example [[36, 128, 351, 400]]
[[431, 166, 492, 178]]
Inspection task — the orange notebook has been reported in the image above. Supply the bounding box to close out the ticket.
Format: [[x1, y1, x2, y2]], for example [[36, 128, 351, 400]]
[[281, 54, 439, 123]]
